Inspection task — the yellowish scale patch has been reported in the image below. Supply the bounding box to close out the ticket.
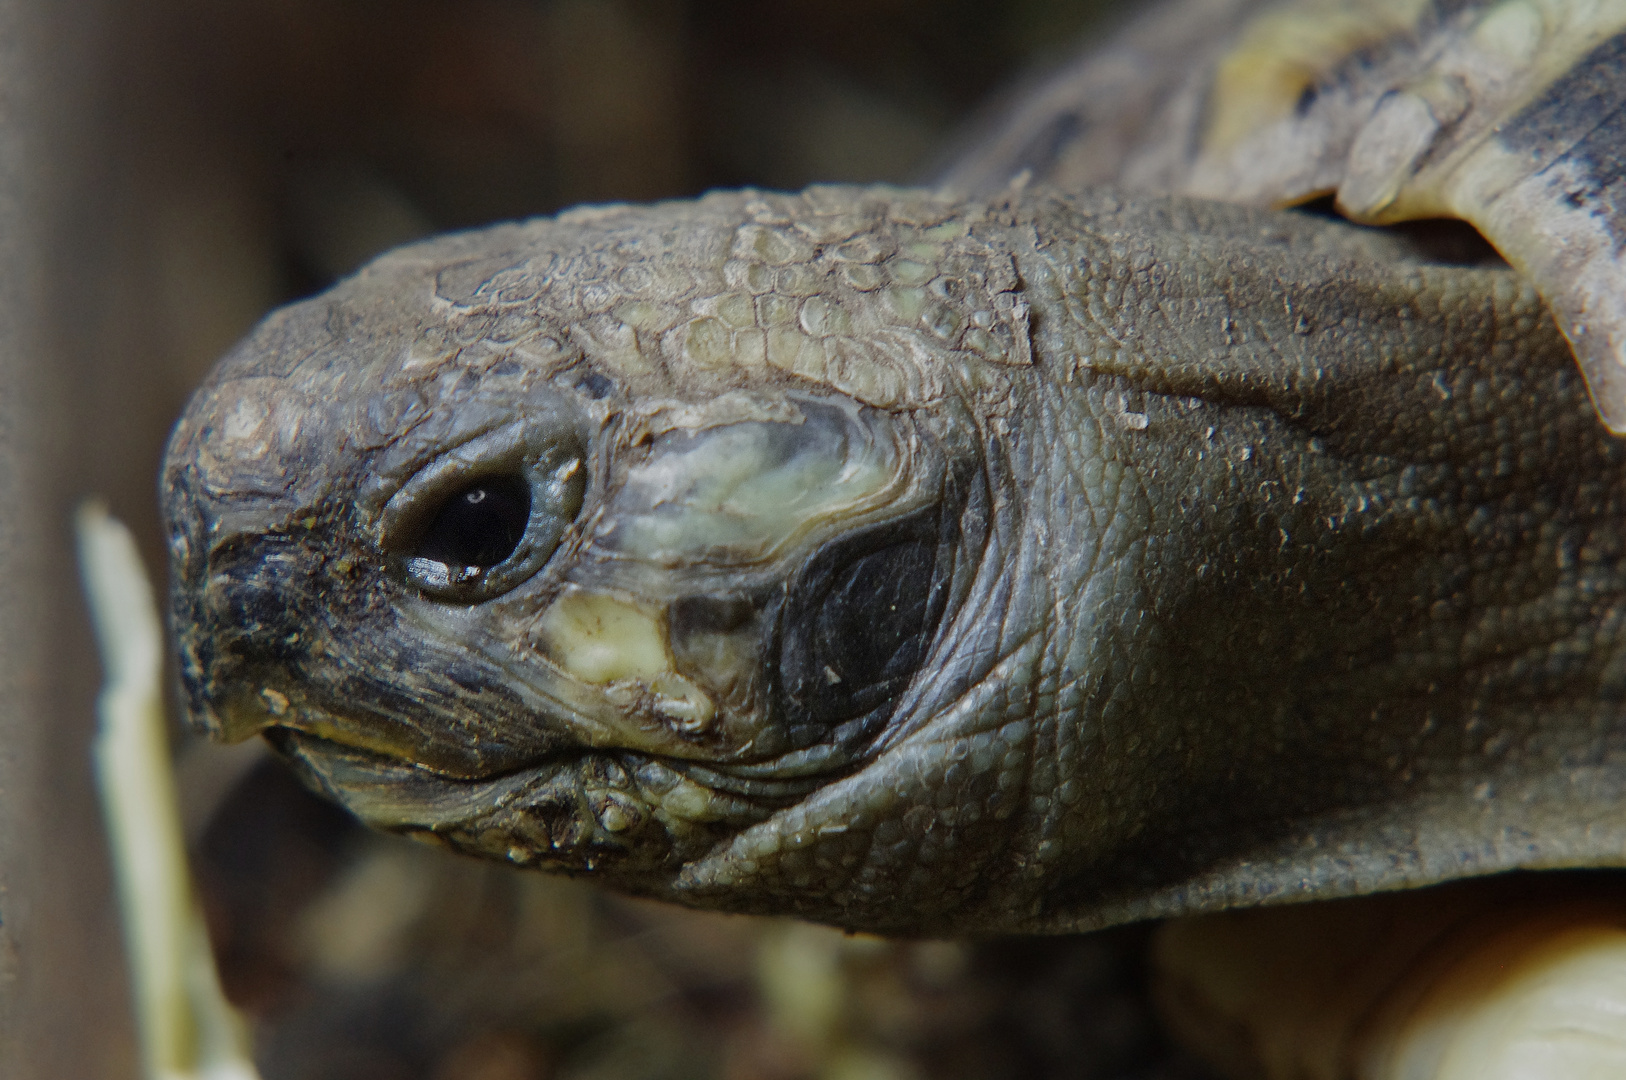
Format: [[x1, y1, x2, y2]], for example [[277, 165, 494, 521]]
[[538, 588, 672, 685], [659, 777, 721, 822], [608, 418, 898, 567], [1204, 0, 1428, 155], [537, 588, 719, 731]]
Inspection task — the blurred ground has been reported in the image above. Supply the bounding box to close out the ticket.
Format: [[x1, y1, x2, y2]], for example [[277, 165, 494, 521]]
[[197, 758, 1207, 1080], [2, 1, 1221, 1077]]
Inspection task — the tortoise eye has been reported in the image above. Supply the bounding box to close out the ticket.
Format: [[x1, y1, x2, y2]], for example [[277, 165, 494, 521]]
[[413, 475, 531, 569], [385, 437, 587, 603]]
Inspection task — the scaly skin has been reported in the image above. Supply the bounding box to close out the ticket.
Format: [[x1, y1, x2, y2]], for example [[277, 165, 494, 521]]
[[163, 185, 1626, 937]]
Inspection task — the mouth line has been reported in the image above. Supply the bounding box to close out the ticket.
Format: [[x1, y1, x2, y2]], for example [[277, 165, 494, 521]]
[[267, 721, 836, 806], [268, 727, 574, 833], [264, 722, 566, 781]]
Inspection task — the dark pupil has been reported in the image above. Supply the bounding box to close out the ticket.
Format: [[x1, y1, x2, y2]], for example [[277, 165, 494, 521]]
[[414, 474, 531, 568]]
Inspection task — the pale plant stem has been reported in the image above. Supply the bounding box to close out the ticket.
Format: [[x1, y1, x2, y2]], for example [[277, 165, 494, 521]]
[[76, 502, 261, 1080]]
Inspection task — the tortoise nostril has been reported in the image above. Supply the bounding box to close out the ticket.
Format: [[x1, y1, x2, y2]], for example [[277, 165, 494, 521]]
[[178, 561, 322, 743], [203, 565, 308, 659]]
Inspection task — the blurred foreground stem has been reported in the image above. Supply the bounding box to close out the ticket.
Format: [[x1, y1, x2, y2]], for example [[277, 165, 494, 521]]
[[76, 502, 260, 1080]]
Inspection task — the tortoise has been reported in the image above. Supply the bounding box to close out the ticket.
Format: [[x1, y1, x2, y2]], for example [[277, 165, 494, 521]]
[[162, 0, 1626, 1073]]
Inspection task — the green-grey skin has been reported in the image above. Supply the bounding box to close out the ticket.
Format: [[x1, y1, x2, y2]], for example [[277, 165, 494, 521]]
[[163, 184, 1626, 937]]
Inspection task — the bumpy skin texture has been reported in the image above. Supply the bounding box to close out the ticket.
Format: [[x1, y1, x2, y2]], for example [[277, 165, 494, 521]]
[[164, 184, 1626, 936]]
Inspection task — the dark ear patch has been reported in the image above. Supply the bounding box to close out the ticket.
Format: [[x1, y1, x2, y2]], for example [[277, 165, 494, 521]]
[[775, 511, 950, 736], [812, 541, 939, 694]]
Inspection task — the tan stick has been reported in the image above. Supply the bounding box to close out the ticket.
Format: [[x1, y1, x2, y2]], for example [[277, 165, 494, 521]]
[[76, 502, 261, 1080]]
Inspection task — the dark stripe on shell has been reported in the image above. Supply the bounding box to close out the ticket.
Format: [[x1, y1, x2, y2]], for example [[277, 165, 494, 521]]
[[1498, 32, 1626, 251]]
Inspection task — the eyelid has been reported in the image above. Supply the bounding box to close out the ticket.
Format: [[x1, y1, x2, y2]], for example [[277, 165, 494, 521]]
[[378, 420, 589, 602], [377, 424, 540, 549]]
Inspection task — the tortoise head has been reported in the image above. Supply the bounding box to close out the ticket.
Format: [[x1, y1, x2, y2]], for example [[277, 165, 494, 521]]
[[165, 179, 1626, 933], [162, 186, 1038, 927]]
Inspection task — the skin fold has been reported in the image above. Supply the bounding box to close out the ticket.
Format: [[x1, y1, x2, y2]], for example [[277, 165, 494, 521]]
[[163, 183, 1626, 937]]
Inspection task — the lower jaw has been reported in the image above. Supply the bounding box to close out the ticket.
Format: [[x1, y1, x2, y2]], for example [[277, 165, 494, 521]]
[[265, 723, 852, 882], [268, 729, 737, 878]]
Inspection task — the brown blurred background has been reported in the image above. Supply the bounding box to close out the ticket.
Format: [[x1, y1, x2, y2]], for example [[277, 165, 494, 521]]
[[0, 1, 1218, 1077]]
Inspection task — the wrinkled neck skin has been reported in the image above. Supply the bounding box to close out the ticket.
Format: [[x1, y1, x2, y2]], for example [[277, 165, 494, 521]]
[[683, 193, 1626, 934], [164, 185, 1626, 937]]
